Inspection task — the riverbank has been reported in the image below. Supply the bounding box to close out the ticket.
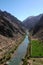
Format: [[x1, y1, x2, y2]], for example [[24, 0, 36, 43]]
[[0, 34, 26, 65], [22, 38, 31, 65], [22, 36, 43, 65], [8, 35, 29, 65]]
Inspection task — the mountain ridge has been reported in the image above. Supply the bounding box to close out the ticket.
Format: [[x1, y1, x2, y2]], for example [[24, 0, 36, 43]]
[[0, 10, 25, 37], [23, 14, 43, 31], [23, 14, 43, 41], [0, 10, 25, 64]]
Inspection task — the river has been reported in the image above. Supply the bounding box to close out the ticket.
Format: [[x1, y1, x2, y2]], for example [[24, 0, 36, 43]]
[[8, 35, 29, 65]]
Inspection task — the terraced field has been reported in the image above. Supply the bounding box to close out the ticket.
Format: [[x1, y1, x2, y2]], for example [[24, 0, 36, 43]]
[[31, 40, 43, 57]]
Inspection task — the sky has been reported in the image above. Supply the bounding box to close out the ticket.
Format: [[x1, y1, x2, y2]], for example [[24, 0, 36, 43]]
[[0, 0, 43, 21]]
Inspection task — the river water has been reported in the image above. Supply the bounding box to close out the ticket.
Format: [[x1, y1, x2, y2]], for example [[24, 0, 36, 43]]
[[8, 35, 29, 65]]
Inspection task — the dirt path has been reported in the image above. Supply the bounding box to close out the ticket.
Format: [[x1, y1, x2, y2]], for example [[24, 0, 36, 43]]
[[27, 59, 32, 65], [33, 62, 43, 65], [26, 58, 43, 65]]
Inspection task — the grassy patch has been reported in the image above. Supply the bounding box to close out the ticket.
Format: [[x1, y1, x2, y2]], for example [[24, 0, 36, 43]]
[[31, 40, 43, 57]]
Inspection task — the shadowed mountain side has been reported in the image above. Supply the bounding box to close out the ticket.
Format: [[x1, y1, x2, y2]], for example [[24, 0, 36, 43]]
[[23, 14, 43, 41], [32, 16, 43, 41], [0, 10, 25, 37], [23, 14, 43, 31]]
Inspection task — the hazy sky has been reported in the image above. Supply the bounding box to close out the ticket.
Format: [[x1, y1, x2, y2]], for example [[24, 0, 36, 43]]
[[0, 0, 43, 21]]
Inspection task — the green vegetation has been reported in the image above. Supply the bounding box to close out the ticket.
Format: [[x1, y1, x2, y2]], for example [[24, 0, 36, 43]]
[[31, 40, 43, 57], [22, 38, 43, 65], [22, 58, 28, 65]]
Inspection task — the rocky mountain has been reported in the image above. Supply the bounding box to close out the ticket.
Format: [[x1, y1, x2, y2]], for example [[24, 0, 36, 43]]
[[0, 10, 25, 64], [0, 10, 25, 37], [23, 14, 43, 31], [32, 16, 43, 41], [23, 14, 43, 41]]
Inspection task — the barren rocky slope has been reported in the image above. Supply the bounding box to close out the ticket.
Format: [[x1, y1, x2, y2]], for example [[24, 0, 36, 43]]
[[0, 10, 25, 64]]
